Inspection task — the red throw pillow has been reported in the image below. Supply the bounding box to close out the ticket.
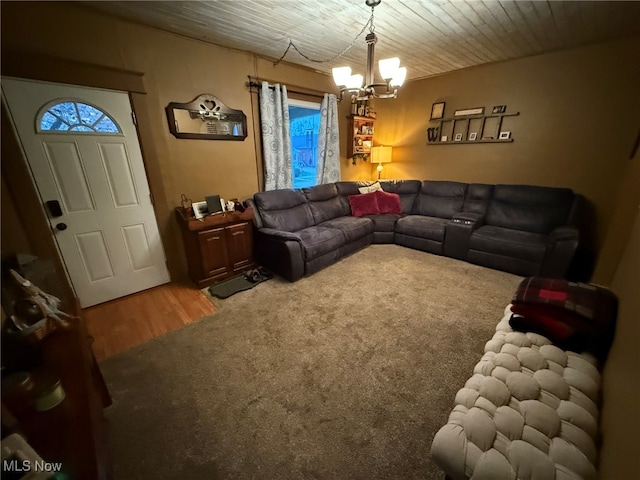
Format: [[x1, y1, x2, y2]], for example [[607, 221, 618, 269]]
[[375, 190, 402, 214], [348, 192, 379, 217]]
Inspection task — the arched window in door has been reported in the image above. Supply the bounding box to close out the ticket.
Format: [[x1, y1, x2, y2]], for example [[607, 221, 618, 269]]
[[37, 99, 121, 134]]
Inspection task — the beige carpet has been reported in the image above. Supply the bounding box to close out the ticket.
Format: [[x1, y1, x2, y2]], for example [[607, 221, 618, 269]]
[[101, 245, 522, 479]]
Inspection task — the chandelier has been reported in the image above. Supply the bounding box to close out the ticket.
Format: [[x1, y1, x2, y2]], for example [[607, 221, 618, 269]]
[[332, 0, 407, 101]]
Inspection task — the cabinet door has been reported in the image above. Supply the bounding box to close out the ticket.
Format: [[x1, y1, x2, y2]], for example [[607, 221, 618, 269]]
[[226, 222, 254, 272], [198, 227, 229, 279]]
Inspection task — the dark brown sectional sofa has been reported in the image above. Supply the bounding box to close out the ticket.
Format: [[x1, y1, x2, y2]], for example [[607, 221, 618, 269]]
[[246, 180, 584, 282]]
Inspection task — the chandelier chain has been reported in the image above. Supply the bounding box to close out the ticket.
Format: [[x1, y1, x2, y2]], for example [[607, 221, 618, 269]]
[[273, 7, 376, 66]]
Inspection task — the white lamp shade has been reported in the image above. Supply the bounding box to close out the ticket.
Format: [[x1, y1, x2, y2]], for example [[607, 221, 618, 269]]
[[390, 67, 407, 87], [332, 66, 352, 87], [346, 74, 364, 89], [378, 57, 400, 80], [370, 145, 393, 164]]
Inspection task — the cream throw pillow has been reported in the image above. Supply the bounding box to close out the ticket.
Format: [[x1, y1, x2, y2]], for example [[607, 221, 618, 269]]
[[358, 182, 383, 194]]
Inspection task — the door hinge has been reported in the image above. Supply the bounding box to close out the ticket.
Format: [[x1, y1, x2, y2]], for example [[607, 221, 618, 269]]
[[131, 111, 137, 125]]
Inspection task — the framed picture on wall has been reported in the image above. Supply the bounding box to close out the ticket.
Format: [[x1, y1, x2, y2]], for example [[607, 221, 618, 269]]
[[430, 102, 445, 120]]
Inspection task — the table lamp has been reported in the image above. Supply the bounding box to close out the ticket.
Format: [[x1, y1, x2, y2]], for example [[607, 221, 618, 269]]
[[371, 145, 392, 179]]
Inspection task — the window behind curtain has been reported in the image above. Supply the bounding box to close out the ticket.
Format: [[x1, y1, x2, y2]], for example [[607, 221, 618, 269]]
[[288, 98, 320, 189]]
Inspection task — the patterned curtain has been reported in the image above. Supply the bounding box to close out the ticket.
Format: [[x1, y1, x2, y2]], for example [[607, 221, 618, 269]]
[[259, 82, 292, 190], [316, 93, 341, 185]]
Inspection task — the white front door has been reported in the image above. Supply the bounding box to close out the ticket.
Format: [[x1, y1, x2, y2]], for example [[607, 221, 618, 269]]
[[2, 78, 170, 307]]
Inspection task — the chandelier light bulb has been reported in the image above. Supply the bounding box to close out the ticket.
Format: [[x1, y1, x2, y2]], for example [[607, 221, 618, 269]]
[[346, 74, 364, 89], [378, 57, 400, 81], [390, 67, 407, 87], [332, 66, 353, 87]]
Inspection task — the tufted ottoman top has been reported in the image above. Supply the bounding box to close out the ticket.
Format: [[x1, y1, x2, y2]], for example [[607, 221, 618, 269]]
[[431, 305, 601, 480]]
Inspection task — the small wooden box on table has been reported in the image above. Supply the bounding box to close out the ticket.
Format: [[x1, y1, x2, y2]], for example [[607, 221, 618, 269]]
[[175, 207, 257, 288]]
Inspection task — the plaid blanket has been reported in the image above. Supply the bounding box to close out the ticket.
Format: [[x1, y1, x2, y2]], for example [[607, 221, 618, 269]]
[[510, 277, 618, 361]]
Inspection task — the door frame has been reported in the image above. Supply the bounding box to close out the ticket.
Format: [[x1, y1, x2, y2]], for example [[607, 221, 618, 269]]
[[1, 53, 176, 308]]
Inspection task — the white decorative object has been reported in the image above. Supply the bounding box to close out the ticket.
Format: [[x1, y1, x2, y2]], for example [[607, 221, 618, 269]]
[[192, 201, 208, 219]]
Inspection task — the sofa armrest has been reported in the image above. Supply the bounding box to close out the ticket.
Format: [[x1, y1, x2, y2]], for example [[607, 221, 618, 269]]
[[541, 226, 580, 278], [244, 198, 263, 229], [257, 227, 302, 242], [254, 228, 305, 281], [547, 225, 579, 243], [444, 213, 485, 260], [451, 212, 484, 229]]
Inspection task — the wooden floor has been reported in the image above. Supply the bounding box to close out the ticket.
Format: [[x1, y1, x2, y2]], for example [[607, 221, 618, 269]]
[[82, 282, 216, 362]]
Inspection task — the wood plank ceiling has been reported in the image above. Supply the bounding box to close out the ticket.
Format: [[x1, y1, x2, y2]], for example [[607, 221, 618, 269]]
[[86, 1, 640, 81]]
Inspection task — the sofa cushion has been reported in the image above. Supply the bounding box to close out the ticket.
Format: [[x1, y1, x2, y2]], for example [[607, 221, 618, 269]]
[[470, 225, 547, 263], [336, 181, 373, 214], [254, 189, 315, 232], [296, 226, 344, 260], [335, 181, 365, 196], [463, 183, 494, 215], [320, 216, 374, 243], [376, 190, 402, 214], [349, 192, 379, 217], [414, 181, 467, 219], [396, 215, 448, 242], [486, 185, 574, 234], [363, 213, 400, 233], [303, 183, 348, 224], [379, 180, 421, 214]]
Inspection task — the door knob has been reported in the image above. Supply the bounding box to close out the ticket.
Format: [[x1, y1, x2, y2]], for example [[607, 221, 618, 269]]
[[55, 223, 68, 231]]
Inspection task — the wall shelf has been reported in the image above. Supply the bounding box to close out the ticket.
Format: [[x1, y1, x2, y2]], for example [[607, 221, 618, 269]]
[[427, 111, 519, 145], [347, 115, 375, 164]]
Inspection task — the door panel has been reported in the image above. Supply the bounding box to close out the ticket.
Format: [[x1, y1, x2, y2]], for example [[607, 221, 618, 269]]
[[2, 78, 170, 307], [98, 142, 139, 208], [75, 231, 115, 282], [43, 140, 96, 212], [227, 222, 254, 272], [122, 224, 153, 271], [198, 228, 229, 278]]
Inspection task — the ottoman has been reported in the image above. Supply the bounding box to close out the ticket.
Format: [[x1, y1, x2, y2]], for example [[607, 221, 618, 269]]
[[431, 305, 601, 480]]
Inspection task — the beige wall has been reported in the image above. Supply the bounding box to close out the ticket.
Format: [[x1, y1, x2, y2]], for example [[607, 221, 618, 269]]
[[344, 36, 640, 258], [598, 205, 640, 478], [596, 130, 639, 478]]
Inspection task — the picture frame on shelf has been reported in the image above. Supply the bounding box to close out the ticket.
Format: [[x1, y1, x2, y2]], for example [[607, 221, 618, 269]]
[[454, 133, 463, 142], [441, 135, 448, 142], [454, 107, 484, 117], [192, 201, 208, 219], [468, 132, 478, 141], [430, 102, 445, 120], [492, 105, 506, 114], [499, 131, 511, 140]]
